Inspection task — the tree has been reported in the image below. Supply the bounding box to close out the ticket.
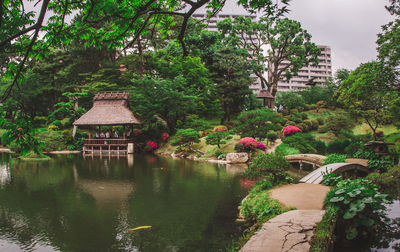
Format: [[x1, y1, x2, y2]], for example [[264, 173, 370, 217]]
[[205, 131, 232, 149], [235, 109, 282, 139], [217, 16, 320, 95], [211, 47, 252, 124], [336, 62, 397, 140], [1, 0, 290, 98], [275, 91, 305, 111], [170, 128, 201, 153]]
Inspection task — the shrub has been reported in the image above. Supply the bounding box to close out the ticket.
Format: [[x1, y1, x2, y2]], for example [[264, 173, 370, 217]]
[[282, 133, 326, 154], [170, 128, 200, 150], [309, 206, 338, 252], [212, 125, 228, 132], [240, 181, 286, 223], [325, 179, 390, 240], [161, 132, 170, 141], [275, 92, 306, 111], [244, 153, 291, 182], [282, 126, 302, 138], [182, 114, 211, 131], [51, 120, 63, 129], [327, 139, 351, 154], [235, 109, 282, 139], [323, 154, 347, 165], [316, 117, 325, 125], [33, 116, 47, 127], [366, 166, 400, 199], [144, 141, 158, 152], [36, 130, 67, 152], [289, 112, 303, 123], [301, 112, 308, 120], [275, 143, 300, 155], [321, 173, 342, 186], [311, 120, 319, 130], [323, 113, 355, 137], [205, 131, 232, 149], [266, 131, 278, 144], [366, 157, 394, 172]]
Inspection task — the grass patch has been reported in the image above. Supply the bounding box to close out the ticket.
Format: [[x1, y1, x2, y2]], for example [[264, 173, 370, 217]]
[[19, 151, 51, 161], [353, 124, 398, 135], [309, 206, 338, 252]]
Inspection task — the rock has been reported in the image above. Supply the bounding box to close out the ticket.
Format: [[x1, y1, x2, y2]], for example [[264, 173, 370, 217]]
[[226, 152, 249, 163]]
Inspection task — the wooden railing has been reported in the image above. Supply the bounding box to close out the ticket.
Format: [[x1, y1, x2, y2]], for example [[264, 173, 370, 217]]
[[84, 139, 129, 146]]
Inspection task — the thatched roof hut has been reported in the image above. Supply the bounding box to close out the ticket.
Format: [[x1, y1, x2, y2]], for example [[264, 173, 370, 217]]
[[73, 91, 141, 126]]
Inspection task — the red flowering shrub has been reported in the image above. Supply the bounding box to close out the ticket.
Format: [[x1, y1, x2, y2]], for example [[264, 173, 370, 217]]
[[282, 126, 302, 138], [236, 137, 267, 152], [161, 132, 170, 141], [145, 141, 158, 152], [212, 125, 228, 132]]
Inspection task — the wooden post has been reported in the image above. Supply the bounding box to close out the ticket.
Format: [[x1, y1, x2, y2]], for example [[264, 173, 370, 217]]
[[299, 160, 303, 170]]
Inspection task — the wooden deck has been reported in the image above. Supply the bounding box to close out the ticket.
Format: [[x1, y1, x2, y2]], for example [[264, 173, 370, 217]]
[[83, 139, 133, 154]]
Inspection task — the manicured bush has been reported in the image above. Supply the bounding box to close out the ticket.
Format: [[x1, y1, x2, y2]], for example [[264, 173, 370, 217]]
[[316, 117, 325, 125], [212, 125, 228, 132], [289, 112, 303, 123], [235, 109, 282, 139], [327, 139, 351, 154], [275, 92, 306, 111], [51, 120, 63, 129], [205, 131, 232, 149], [275, 143, 300, 155], [282, 133, 325, 154], [301, 112, 308, 120], [266, 131, 278, 144], [323, 112, 355, 137], [171, 128, 200, 152], [282, 125, 302, 138], [244, 153, 291, 182], [325, 179, 390, 240], [323, 154, 347, 165]]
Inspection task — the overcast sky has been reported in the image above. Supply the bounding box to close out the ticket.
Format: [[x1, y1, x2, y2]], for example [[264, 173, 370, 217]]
[[286, 0, 394, 73]]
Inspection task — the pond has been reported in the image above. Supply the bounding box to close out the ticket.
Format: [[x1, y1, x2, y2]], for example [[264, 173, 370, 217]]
[[0, 154, 249, 252]]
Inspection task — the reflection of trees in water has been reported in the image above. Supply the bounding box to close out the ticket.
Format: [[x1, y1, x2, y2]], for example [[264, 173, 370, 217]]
[[0, 154, 246, 251]]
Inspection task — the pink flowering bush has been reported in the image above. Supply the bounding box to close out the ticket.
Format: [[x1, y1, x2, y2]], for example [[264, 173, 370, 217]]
[[256, 142, 267, 151], [282, 126, 302, 138], [145, 141, 158, 152], [236, 137, 267, 152], [161, 132, 170, 142]]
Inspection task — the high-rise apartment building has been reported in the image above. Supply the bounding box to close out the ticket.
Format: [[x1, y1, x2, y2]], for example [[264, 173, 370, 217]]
[[193, 3, 332, 93], [277, 45, 332, 91]]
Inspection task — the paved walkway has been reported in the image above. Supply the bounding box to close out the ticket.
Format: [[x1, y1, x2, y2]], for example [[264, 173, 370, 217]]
[[240, 210, 325, 252], [269, 184, 330, 210], [240, 184, 329, 252]]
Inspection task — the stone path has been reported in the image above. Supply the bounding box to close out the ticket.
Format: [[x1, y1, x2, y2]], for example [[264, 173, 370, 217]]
[[267, 139, 282, 154], [240, 210, 325, 252], [269, 184, 330, 210], [240, 184, 329, 252]]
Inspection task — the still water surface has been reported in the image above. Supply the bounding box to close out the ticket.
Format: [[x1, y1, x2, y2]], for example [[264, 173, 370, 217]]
[[0, 154, 248, 252]]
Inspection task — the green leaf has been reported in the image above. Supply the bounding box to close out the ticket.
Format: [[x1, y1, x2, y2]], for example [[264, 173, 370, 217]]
[[330, 196, 344, 203], [335, 189, 345, 195], [343, 209, 357, 219], [346, 228, 358, 240]]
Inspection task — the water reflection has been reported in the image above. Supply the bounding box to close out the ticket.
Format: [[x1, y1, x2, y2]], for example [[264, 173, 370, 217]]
[[0, 153, 247, 251]]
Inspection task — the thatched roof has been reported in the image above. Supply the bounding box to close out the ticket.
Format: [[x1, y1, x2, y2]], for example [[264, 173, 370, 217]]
[[73, 91, 141, 126], [256, 89, 274, 99]]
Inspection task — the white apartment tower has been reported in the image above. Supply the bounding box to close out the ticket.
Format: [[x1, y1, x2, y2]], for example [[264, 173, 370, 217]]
[[193, 3, 333, 92], [277, 45, 332, 91]]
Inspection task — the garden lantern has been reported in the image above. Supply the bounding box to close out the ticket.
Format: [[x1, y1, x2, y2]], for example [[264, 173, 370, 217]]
[[256, 89, 275, 108]]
